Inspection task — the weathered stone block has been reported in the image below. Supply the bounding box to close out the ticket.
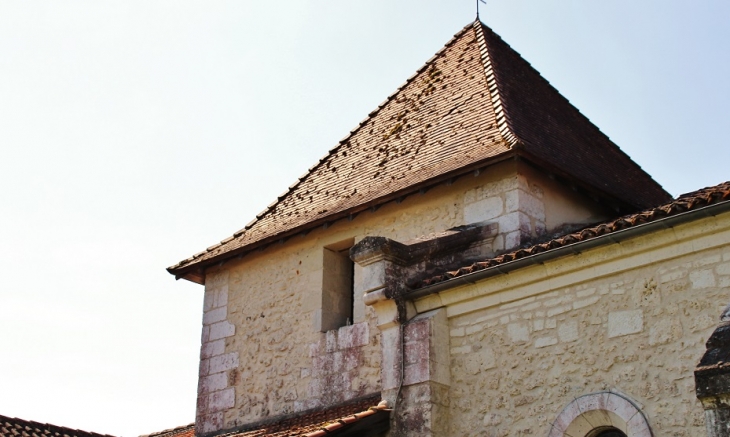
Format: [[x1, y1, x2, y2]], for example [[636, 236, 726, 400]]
[[464, 195, 503, 224], [332, 351, 344, 372], [199, 372, 228, 395], [325, 329, 338, 352], [450, 327, 465, 337], [534, 319, 545, 331], [344, 348, 360, 371], [197, 412, 223, 435], [505, 230, 522, 250], [558, 321, 579, 343], [199, 358, 210, 377], [505, 189, 545, 221], [547, 305, 571, 318], [405, 318, 430, 342], [203, 290, 216, 312], [201, 339, 225, 359], [403, 358, 429, 386], [380, 327, 402, 390], [465, 324, 482, 335], [504, 189, 520, 213], [535, 336, 558, 348], [203, 307, 228, 326], [661, 268, 687, 284], [208, 388, 235, 413], [405, 339, 429, 366], [573, 296, 600, 310], [576, 288, 596, 298], [311, 354, 333, 376], [498, 211, 530, 234], [209, 352, 239, 374], [337, 322, 369, 349], [507, 322, 529, 343], [214, 285, 228, 308], [209, 320, 235, 340], [691, 269, 717, 289], [608, 309, 643, 338], [307, 378, 322, 398], [694, 254, 722, 267]]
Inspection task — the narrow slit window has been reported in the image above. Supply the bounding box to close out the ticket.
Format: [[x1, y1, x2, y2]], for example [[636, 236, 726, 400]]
[[318, 239, 354, 331]]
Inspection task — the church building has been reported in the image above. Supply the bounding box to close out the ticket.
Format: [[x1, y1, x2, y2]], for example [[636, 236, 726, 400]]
[[167, 19, 730, 437]]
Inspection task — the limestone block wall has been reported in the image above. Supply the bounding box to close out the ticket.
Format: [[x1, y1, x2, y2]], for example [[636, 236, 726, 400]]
[[463, 169, 543, 250], [197, 270, 238, 434], [462, 161, 609, 251], [192, 160, 611, 433], [208, 239, 382, 431], [446, 246, 730, 437], [305, 322, 380, 409]]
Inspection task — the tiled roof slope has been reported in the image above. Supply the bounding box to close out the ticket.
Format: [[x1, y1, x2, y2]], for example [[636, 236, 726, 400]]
[[142, 424, 194, 437], [418, 181, 730, 288], [478, 23, 669, 209], [169, 20, 669, 278], [146, 396, 388, 437], [0, 415, 116, 437]]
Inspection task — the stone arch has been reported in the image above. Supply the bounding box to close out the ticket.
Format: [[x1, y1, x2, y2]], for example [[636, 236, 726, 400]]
[[548, 391, 652, 437]]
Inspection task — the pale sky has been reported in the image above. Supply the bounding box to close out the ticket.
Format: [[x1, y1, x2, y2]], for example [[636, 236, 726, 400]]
[[1, 2, 728, 436]]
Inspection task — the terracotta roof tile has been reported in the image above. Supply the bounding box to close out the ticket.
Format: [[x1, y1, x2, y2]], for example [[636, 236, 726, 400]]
[[142, 397, 388, 437], [478, 23, 669, 208], [0, 415, 116, 437], [141, 424, 195, 437], [417, 181, 730, 288], [169, 20, 669, 279], [214, 395, 386, 437]]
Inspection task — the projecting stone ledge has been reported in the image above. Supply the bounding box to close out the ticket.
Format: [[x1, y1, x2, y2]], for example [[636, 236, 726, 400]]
[[350, 222, 498, 293]]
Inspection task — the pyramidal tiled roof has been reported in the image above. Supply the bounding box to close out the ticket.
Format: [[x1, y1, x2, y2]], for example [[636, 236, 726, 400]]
[[169, 20, 670, 280]]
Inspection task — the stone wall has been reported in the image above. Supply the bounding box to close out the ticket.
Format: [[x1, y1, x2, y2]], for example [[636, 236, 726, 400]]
[[193, 160, 611, 433], [197, 270, 237, 434], [462, 161, 607, 251], [444, 239, 730, 436]]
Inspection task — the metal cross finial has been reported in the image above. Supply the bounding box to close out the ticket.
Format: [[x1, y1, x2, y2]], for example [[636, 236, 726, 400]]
[[476, 0, 486, 20]]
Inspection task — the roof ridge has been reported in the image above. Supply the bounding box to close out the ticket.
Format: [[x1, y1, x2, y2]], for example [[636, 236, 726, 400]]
[[472, 20, 519, 148], [477, 23, 666, 197], [169, 19, 670, 279], [169, 22, 479, 270]]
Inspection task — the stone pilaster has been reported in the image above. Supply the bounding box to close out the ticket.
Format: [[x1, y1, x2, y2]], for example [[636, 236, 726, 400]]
[[352, 236, 452, 436], [391, 309, 451, 437], [350, 236, 407, 408]]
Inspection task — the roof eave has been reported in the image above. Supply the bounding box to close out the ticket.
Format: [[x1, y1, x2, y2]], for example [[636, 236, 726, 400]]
[[407, 199, 730, 299], [513, 148, 670, 212], [167, 150, 519, 283]]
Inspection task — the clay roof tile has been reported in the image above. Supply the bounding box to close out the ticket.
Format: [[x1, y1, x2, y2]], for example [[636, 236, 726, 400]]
[[416, 181, 730, 288], [0, 416, 116, 437], [169, 20, 670, 279]]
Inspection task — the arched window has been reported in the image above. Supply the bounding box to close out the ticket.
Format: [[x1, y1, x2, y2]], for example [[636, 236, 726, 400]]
[[548, 391, 652, 437], [591, 428, 627, 437]]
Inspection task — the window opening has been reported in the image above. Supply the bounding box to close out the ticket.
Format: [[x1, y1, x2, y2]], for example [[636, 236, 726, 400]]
[[319, 239, 354, 331], [591, 428, 626, 437]]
